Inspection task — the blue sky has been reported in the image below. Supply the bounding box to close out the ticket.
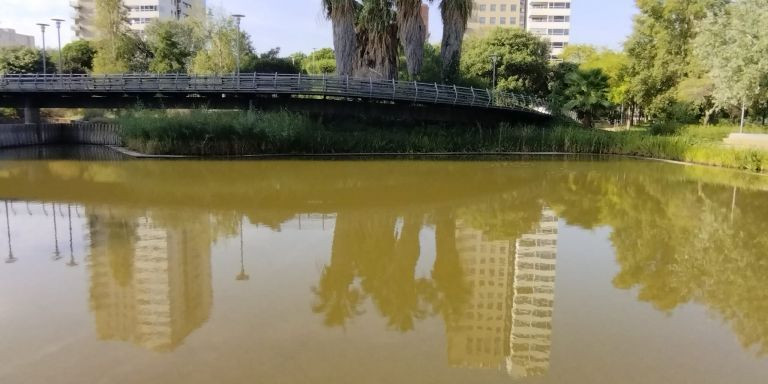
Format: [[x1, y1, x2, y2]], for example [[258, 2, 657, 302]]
[[2, 0, 637, 53]]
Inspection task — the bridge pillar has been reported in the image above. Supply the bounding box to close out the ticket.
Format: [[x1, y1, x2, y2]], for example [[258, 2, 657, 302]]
[[24, 97, 40, 125]]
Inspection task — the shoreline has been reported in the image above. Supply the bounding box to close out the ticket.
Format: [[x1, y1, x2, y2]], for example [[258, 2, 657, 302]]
[[104, 145, 767, 176]]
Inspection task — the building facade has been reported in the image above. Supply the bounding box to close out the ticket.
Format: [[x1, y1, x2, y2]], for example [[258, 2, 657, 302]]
[[0, 28, 35, 48], [71, 0, 207, 40], [467, 1, 572, 59]]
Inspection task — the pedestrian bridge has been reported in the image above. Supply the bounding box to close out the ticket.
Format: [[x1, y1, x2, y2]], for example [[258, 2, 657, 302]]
[[0, 73, 556, 124]]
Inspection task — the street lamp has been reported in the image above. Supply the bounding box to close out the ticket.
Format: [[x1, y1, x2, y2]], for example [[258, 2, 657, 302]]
[[232, 14, 245, 87], [51, 19, 65, 74], [36, 23, 49, 75], [490, 54, 499, 89]]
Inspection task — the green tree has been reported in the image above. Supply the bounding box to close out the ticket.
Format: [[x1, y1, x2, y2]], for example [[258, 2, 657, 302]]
[[303, 48, 336, 74], [564, 68, 612, 128], [242, 48, 301, 73], [624, 0, 728, 120], [0, 47, 53, 74], [694, 0, 768, 114], [145, 19, 205, 73], [461, 28, 550, 95], [61, 40, 96, 74], [91, 0, 132, 73], [190, 16, 254, 75]]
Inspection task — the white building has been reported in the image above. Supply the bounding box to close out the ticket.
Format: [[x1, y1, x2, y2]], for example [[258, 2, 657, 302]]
[[71, 0, 207, 40], [467, 1, 572, 60], [525, 1, 572, 59], [0, 28, 35, 48]]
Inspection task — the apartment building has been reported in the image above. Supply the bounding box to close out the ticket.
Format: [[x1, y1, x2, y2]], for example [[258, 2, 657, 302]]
[[467, 1, 572, 59], [71, 0, 207, 40], [0, 28, 35, 48]]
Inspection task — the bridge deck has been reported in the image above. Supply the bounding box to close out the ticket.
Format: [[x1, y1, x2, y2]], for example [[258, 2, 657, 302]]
[[0, 73, 553, 117]]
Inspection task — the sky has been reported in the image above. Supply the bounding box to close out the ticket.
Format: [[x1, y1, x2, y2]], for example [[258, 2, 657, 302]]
[[1, 0, 638, 53]]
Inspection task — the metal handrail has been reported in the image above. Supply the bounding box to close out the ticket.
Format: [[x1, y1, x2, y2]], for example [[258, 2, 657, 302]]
[[0, 73, 553, 116]]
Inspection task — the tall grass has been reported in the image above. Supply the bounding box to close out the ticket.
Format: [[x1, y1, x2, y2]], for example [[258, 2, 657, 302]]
[[117, 110, 767, 173]]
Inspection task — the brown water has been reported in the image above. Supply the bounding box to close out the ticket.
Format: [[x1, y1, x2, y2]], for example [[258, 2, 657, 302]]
[[0, 153, 767, 384]]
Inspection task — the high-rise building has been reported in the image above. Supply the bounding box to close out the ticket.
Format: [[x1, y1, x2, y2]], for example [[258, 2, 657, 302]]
[[71, 0, 207, 40], [467, 1, 572, 60], [88, 209, 213, 352], [0, 28, 35, 48], [446, 208, 558, 378]]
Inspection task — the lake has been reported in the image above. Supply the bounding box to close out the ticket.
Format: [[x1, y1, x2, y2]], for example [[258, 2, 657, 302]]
[[0, 148, 766, 384]]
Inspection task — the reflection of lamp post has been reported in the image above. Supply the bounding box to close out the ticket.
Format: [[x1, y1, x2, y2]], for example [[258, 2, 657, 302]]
[[52, 203, 61, 261], [236, 217, 249, 281], [66, 204, 77, 267], [5, 201, 16, 264], [36, 23, 49, 75]]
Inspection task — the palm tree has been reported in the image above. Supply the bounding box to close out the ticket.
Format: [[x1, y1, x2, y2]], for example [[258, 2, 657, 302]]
[[322, 0, 358, 76], [354, 0, 398, 79], [564, 68, 612, 128], [432, 0, 473, 83], [396, 0, 427, 79]]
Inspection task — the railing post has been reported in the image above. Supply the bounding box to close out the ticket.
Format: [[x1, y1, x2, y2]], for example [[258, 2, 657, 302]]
[[471, 87, 476, 105], [323, 73, 327, 94], [346, 75, 349, 94], [487, 89, 492, 107], [392, 78, 396, 100], [434, 83, 439, 103], [453, 85, 458, 105], [414, 81, 418, 102], [369, 77, 373, 98], [253, 72, 257, 89], [274, 73, 278, 90]]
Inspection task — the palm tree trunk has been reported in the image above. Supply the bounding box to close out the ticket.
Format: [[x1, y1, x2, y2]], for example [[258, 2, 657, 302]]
[[439, 0, 472, 83], [354, 24, 399, 80], [396, 0, 427, 79], [327, 0, 358, 76]]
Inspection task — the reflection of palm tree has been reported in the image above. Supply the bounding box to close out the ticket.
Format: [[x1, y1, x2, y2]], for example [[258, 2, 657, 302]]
[[236, 217, 249, 281], [430, 211, 470, 323], [66, 204, 78, 267], [4, 201, 16, 264], [52, 203, 62, 261], [312, 212, 365, 327]]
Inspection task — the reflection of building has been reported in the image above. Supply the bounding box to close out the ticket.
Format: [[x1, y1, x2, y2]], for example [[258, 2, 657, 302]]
[[506, 209, 558, 378], [88, 210, 212, 352], [447, 209, 558, 377]]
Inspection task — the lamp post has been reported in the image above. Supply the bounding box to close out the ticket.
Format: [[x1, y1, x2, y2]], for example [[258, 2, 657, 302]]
[[232, 14, 245, 88], [36, 23, 50, 75], [51, 19, 65, 74], [490, 54, 499, 89]]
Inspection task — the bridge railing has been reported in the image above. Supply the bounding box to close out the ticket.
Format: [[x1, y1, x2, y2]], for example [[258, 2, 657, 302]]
[[0, 73, 554, 116]]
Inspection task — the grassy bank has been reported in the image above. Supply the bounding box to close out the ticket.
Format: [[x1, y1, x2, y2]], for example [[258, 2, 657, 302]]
[[118, 110, 767, 173]]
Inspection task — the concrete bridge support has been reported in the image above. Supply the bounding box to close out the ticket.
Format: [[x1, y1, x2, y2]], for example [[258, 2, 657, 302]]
[[24, 97, 40, 125]]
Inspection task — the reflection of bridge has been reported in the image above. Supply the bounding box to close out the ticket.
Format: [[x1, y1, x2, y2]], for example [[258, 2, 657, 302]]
[[0, 73, 554, 124]]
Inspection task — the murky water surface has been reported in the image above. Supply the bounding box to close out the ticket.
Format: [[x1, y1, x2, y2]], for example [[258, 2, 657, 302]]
[[1, 148, 767, 384]]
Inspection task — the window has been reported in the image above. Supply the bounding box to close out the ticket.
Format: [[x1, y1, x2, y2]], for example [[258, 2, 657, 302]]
[[479, 16, 486, 24], [499, 16, 506, 24], [510, 4, 517, 12], [478, 4, 487, 11], [490, 17, 496, 24], [548, 28, 570, 35], [500, 4, 506, 11], [490, 4, 496, 11]]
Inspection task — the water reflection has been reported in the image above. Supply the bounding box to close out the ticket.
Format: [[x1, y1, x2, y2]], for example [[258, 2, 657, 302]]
[[87, 208, 212, 352], [0, 158, 767, 382]]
